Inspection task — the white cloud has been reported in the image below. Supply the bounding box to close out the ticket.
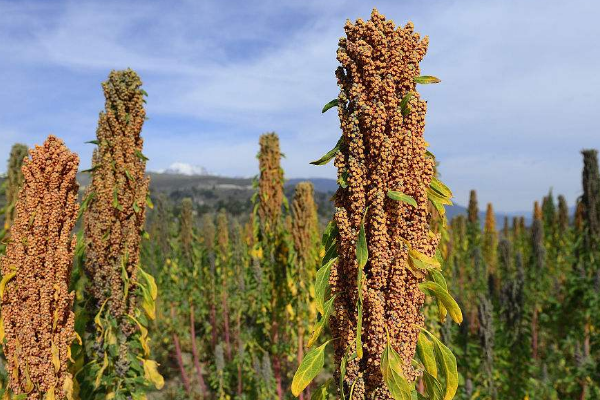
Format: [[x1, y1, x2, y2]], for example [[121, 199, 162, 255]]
[[0, 0, 599, 212]]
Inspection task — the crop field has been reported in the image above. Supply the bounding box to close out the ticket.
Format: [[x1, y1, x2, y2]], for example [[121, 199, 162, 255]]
[[0, 6, 599, 400]]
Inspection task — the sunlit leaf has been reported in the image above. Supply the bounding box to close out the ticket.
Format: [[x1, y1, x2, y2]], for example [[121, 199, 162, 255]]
[[414, 76, 441, 84], [307, 297, 335, 348], [387, 191, 417, 207], [419, 281, 462, 324], [315, 258, 335, 314], [310, 138, 342, 166], [292, 342, 329, 396], [322, 99, 339, 113]]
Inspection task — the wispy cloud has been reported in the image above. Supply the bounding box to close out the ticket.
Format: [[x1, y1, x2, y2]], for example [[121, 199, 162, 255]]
[[0, 0, 598, 211]]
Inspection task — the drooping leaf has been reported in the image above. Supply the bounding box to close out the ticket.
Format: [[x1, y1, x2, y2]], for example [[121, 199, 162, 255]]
[[356, 302, 363, 359], [387, 191, 417, 207], [430, 176, 452, 199], [417, 333, 437, 378], [356, 221, 368, 269], [427, 188, 452, 206], [381, 339, 412, 400], [0, 271, 16, 299], [307, 297, 335, 347], [138, 266, 158, 299], [422, 328, 458, 400], [311, 380, 331, 400], [322, 99, 339, 113], [315, 258, 335, 314], [419, 282, 462, 324], [310, 137, 342, 166], [95, 352, 109, 388], [399, 92, 414, 117], [134, 150, 149, 161], [423, 370, 444, 400], [51, 342, 60, 372], [414, 76, 441, 84], [292, 342, 329, 396], [141, 359, 165, 390], [85, 140, 99, 145]]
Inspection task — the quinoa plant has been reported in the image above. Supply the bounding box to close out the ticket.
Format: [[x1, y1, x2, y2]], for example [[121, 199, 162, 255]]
[[293, 10, 461, 399], [0, 136, 79, 399], [81, 69, 162, 398]]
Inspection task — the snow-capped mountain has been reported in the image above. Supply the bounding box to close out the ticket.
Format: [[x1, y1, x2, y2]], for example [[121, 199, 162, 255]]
[[159, 162, 209, 176]]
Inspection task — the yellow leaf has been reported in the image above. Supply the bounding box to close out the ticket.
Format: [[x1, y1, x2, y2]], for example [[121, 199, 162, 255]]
[[138, 267, 157, 300], [94, 299, 108, 339], [0, 271, 16, 299], [141, 359, 164, 390], [51, 342, 60, 372], [62, 374, 74, 400], [128, 315, 150, 356], [46, 385, 56, 400], [0, 314, 5, 343], [94, 353, 108, 389]]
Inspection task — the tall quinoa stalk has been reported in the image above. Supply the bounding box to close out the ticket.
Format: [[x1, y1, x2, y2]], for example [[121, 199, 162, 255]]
[[293, 9, 461, 399], [581, 150, 600, 251], [483, 203, 498, 294], [291, 182, 320, 400], [2, 143, 28, 232], [254, 132, 288, 399], [82, 69, 162, 397], [0, 136, 79, 399]]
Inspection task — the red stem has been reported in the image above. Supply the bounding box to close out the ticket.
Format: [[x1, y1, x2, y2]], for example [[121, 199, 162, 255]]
[[190, 304, 208, 397], [222, 291, 232, 361], [171, 306, 191, 393]]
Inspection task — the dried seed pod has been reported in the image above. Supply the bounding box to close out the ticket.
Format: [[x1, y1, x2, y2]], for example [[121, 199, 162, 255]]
[[329, 9, 439, 395], [1, 136, 79, 399], [483, 203, 498, 276]]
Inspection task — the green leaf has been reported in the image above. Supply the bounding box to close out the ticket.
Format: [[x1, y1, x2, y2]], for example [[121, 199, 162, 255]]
[[381, 338, 412, 400], [113, 188, 123, 211], [399, 92, 414, 117], [419, 282, 462, 324], [133, 202, 140, 213], [356, 221, 368, 269], [427, 187, 452, 206], [423, 370, 444, 400], [429, 270, 448, 322], [311, 380, 331, 400], [338, 170, 349, 189], [387, 191, 417, 207], [81, 165, 100, 174], [322, 220, 338, 250], [134, 150, 149, 161], [356, 302, 363, 359], [315, 258, 335, 314], [417, 333, 437, 378], [85, 140, 99, 145], [430, 176, 452, 199], [414, 76, 441, 84], [322, 99, 339, 113], [146, 195, 154, 210], [140, 89, 149, 97], [310, 137, 342, 166], [422, 328, 458, 400], [292, 342, 329, 396], [307, 297, 335, 347]]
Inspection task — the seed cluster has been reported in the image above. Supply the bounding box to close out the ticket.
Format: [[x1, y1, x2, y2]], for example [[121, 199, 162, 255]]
[[291, 182, 319, 265], [258, 133, 284, 236], [1, 136, 79, 399], [328, 9, 437, 397], [83, 70, 149, 337]]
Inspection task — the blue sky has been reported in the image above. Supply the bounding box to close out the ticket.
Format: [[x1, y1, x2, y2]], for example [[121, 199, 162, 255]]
[[0, 0, 599, 212]]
